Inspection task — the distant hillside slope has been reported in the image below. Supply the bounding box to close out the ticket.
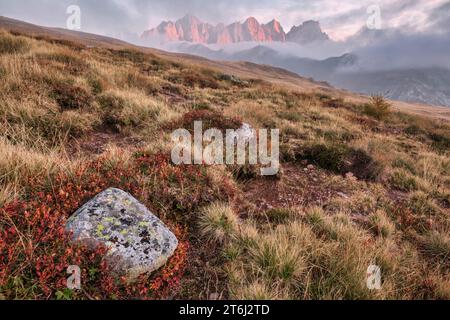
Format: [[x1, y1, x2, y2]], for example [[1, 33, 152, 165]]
[[332, 68, 450, 107], [174, 42, 450, 108]]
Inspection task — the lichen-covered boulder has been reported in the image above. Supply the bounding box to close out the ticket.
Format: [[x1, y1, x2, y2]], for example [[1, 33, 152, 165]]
[[66, 188, 178, 279]]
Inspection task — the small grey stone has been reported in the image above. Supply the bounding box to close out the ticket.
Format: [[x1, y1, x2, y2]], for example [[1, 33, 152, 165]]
[[229, 122, 256, 144], [66, 188, 178, 280]]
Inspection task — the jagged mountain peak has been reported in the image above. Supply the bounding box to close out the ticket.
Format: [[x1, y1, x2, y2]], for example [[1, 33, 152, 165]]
[[179, 13, 200, 21], [141, 15, 328, 45], [244, 17, 259, 24], [264, 19, 284, 35], [286, 20, 330, 44]]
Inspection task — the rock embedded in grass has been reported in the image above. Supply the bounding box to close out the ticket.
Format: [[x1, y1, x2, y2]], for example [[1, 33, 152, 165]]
[[66, 188, 178, 280], [229, 122, 255, 143]]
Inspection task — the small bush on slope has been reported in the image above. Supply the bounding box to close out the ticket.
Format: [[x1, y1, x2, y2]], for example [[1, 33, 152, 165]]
[[301, 143, 383, 180], [418, 232, 450, 268], [363, 95, 391, 120]]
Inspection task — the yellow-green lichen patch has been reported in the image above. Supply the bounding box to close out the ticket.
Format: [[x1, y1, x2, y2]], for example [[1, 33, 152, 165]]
[[66, 188, 179, 279]]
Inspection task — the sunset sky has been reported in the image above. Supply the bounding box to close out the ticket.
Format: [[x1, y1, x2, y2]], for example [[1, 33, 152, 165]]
[[0, 0, 448, 40]]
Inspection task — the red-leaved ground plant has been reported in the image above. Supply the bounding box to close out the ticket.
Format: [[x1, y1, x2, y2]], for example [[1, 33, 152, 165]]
[[0, 153, 213, 299]]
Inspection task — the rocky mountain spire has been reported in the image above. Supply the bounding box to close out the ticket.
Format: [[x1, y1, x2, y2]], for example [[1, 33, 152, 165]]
[[142, 15, 329, 45]]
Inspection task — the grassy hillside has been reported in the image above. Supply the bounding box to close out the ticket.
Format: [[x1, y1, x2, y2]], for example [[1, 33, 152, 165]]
[[0, 29, 449, 300]]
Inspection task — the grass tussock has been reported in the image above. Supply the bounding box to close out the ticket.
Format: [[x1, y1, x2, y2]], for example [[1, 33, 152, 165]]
[[0, 30, 30, 54], [418, 232, 450, 266], [218, 205, 449, 300], [369, 210, 396, 238], [199, 202, 239, 243]]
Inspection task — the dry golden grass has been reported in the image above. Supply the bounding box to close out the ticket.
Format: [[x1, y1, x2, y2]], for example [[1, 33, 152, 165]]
[[212, 203, 449, 300], [224, 100, 276, 128], [0, 138, 60, 181], [369, 210, 396, 238], [0, 28, 449, 300]]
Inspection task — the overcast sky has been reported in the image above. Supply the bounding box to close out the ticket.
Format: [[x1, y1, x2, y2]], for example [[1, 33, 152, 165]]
[[0, 0, 448, 40]]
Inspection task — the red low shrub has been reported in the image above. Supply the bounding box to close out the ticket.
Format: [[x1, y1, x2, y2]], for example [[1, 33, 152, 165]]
[[136, 152, 237, 222], [0, 155, 189, 300], [167, 110, 243, 134]]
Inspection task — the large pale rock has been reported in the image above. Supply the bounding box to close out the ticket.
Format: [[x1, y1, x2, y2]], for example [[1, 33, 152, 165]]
[[66, 188, 178, 279]]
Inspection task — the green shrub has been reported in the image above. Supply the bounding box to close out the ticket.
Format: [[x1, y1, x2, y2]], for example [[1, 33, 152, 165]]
[[369, 210, 395, 238], [97, 93, 127, 131], [231, 164, 259, 182], [323, 130, 355, 143], [97, 92, 160, 132], [362, 95, 391, 120], [301, 143, 382, 180], [278, 111, 302, 122], [346, 148, 383, 180], [302, 143, 349, 173], [315, 93, 332, 101], [166, 68, 223, 89], [419, 232, 450, 265], [216, 73, 248, 87], [124, 72, 159, 95], [146, 57, 170, 71]]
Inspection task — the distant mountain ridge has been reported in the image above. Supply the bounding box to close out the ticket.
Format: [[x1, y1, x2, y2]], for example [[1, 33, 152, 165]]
[[174, 42, 450, 107], [141, 14, 330, 45]]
